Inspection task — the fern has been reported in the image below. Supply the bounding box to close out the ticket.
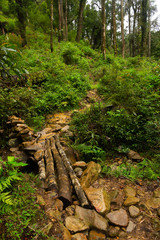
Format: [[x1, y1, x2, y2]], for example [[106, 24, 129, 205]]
[[0, 156, 27, 213]]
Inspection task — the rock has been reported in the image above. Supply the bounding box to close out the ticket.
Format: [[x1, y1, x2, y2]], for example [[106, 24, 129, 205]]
[[106, 208, 128, 227], [110, 192, 124, 210], [74, 167, 83, 178], [24, 143, 43, 151], [64, 147, 77, 164], [109, 190, 119, 202], [124, 186, 136, 198], [8, 138, 20, 148], [63, 227, 72, 240], [71, 233, 87, 240], [12, 151, 28, 163], [34, 150, 44, 162], [39, 133, 55, 141], [154, 188, 160, 198], [61, 125, 70, 132], [18, 128, 30, 135], [65, 216, 89, 232], [72, 161, 87, 169], [146, 197, 160, 209], [88, 230, 106, 240], [80, 161, 101, 189], [119, 231, 128, 238], [123, 197, 139, 206], [75, 205, 108, 231], [53, 199, 63, 211], [126, 220, 136, 232], [47, 209, 62, 222], [127, 150, 143, 161], [129, 206, 140, 218], [108, 226, 120, 237], [157, 208, 160, 217], [37, 194, 45, 207], [10, 147, 19, 152], [85, 187, 110, 214], [65, 205, 76, 216]]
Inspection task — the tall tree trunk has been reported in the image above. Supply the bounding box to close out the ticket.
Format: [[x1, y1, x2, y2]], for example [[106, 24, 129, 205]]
[[58, 0, 62, 42], [50, 0, 54, 52], [148, 0, 151, 56], [112, 0, 117, 55], [101, 0, 106, 59], [60, 0, 66, 40], [15, 0, 27, 47], [132, 7, 137, 57], [121, 0, 125, 58], [141, 0, 148, 56], [128, 0, 131, 56], [65, 0, 68, 40], [76, 0, 86, 42]]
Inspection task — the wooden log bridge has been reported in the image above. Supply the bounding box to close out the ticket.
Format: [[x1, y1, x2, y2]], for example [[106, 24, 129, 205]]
[[39, 135, 90, 208]]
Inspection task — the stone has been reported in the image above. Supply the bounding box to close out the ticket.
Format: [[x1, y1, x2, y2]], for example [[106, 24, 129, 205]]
[[61, 125, 70, 132], [63, 227, 72, 240], [71, 233, 87, 240], [52, 199, 63, 211], [74, 167, 83, 178], [34, 150, 44, 162], [18, 128, 30, 135], [75, 206, 108, 231], [65, 205, 76, 216], [65, 216, 89, 232], [154, 188, 160, 198], [119, 231, 128, 238], [88, 230, 106, 240], [106, 208, 128, 227], [109, 190, 119, 202], [10, 147, 19, 152], [8, 138, 20, 148], [72, 161, 87, 169], [126, 220, 136, 232], [151, 218, 160, 232], [85, 187, 110, 214], [124, 186, 136, 197], [64, 147, 77, 164], [146, 197, 160, 209], [24, 143, 43, 151], [37, 194, 45, 207], [123, 197, 139, 206], [80, 161, 101, 189], [129, 206, 140, 218], [127, 150, 143, 161], [108, 226, 120, 237]]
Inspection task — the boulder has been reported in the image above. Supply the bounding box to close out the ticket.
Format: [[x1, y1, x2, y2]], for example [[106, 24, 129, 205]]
[[72, 161, 87, 169], [126, 220, 136, 232], [106, 208, 128, 227], [85, 187, 110, 214], [124, 186, 136, 198], [75, 205, 108, 231], [146, 197, 160, 209], [123, 197, 139, 206], [127, 150, 143, 161], [65, 216, 89, 232], [74, 167, 83, 178], [71, 233, 87, 240], [80, 161, 101, 189], [88, 230, 106, 240], [129, 206, 140, 218]]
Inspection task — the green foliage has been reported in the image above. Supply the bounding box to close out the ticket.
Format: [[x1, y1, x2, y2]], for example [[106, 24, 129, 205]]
[[0, 156, 27, 213], [101, 159, 160, 181]]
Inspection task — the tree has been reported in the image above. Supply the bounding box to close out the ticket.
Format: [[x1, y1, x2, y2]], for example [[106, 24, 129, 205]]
[[76, 0, 86, 42], [50, 0, 54, 52], [101, 0, 106, 59], [141, 0, 148, 56], [121, 0, 125, 58], [112, 0, 117, 55]]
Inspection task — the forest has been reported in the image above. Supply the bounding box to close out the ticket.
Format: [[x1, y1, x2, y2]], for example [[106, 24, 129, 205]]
[[0, 0, 160, 239]]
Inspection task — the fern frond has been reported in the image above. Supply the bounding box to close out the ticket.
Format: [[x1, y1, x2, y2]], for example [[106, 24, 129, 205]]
[[0, 192, 14, 205]]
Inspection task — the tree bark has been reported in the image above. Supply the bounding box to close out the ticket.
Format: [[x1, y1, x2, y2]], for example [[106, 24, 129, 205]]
[[15, 0, 27, 47], [141, 0, 148, 56], [76, 0, 86, 42], [121, 0, 125, 58], [128, 0, 131, 56], [65, 0, 68, 40], [148, 0, 151, 56], [50, 0, 54, 52], [58, 0, 62, 42], [50, 138, 72, 207], [54, 135, 90, 208], [112, 0, 117, 55], [38, 157, 46, 181], [45, 139, 58, 192], [101, 0, 106, 59]]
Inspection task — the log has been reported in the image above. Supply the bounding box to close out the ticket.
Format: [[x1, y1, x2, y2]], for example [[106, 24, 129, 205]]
[[45, 139, 58, 192], [37, 157, 46, 181], [54, 135, 90, 208], [50, 138, 72, 207]]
